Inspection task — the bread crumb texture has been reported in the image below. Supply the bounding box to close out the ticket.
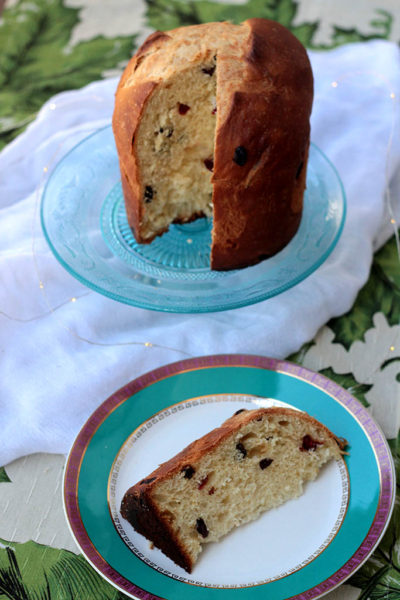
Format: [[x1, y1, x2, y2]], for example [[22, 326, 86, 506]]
[[122, 408, 344, 571], [136, 58, 217, 239]]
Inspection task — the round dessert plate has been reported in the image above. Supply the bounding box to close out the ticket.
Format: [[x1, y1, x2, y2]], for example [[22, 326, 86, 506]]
[[64, 355, 395, 600], [41, 126, 346, 313]]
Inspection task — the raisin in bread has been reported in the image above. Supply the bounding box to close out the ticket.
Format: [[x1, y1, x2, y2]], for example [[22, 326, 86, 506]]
[[120, 407, 347, 573], [112, 19, 313, 270]]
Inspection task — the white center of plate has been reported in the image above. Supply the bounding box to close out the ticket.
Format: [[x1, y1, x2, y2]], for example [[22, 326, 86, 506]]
[[108, 394, 349, 588]]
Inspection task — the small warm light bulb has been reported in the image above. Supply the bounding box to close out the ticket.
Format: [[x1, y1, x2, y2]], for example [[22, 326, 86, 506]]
[[49, 103, 57, 110], [187, 238, 193, 244], [144, 342, 153, 347], [331, 81, 338, 88], [390, 346, 395, 352], [39, 282, 44, 289], [390, 92, 395, 99], [43, 166, 48, 173], [391, 218, 396, 224], [71, 297, 77, 303]]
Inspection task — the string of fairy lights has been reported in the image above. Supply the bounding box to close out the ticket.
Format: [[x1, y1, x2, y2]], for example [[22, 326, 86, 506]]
[[331, 70, 399, 259], [329, 72, 399, 365], [32, 134, 193, 357], [5, 97, 193, 357], [329, 72, 399, 369], [0, 69, 399, 371]]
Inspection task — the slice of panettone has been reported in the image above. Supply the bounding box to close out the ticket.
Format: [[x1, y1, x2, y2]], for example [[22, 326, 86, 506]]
[[120, 407, 347, 573]]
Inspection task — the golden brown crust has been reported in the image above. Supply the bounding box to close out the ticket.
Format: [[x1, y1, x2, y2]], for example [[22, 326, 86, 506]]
[[135, 31, 172, 61], [212, 19, 313, 269], [112, 19, 313, 267], [113, 80, 157, 240], [126, 407, 345, 488], [124, 407, 346, 492]]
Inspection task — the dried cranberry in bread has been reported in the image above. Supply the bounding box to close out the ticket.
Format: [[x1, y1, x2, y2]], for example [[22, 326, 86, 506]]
[[112, 19, 313, 270], [120, 407, 347, 573]]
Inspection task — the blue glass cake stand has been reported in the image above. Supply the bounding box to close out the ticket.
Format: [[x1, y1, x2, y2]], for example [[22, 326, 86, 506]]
[[41, 126, 346, 313]]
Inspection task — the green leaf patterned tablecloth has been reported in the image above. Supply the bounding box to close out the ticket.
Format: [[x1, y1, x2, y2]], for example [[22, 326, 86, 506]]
[[1, 1, 399, 599]]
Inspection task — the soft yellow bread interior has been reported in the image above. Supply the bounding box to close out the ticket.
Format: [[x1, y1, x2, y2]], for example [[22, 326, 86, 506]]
[[151, 412, 342, 568], [135, 61, 217, 240]]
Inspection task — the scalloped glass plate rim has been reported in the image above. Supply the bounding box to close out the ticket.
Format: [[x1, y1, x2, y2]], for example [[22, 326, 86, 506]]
[[41, 125, 346, 313]]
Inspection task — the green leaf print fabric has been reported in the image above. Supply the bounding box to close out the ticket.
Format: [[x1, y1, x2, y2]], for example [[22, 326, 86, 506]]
[[1, 0, 399, 599], [0, 0, 136, 150]]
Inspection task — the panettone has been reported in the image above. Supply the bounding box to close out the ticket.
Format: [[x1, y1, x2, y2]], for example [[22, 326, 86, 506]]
[[120, 407, 346, 573], [112, 19, 313, 270]]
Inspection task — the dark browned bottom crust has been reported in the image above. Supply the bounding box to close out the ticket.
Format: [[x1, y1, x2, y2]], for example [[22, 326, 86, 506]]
[[120, 490, 194, 573]]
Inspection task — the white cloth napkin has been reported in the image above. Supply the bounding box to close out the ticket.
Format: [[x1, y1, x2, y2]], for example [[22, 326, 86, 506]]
[[1, 41, 399, 467]]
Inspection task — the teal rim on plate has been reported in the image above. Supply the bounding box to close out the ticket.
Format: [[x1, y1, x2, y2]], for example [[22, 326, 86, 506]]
[[41, 126, 346, 313], [63, 354, 395, 600]]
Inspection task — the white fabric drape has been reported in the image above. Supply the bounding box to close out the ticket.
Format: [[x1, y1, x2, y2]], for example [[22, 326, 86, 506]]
[[1, 41, 399, 466]]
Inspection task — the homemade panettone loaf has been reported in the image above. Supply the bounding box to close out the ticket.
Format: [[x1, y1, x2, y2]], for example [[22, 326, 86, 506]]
[[112, 19, 314, 270], [120, 407, 347, 573]]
